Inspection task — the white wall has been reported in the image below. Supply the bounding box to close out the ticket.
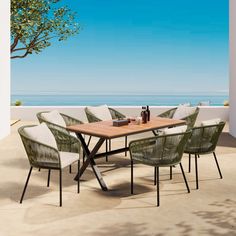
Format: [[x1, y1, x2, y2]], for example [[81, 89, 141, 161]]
[[11, 106, 229, 124], [230, 0, 236, 137], [0, 1, 10, 140]]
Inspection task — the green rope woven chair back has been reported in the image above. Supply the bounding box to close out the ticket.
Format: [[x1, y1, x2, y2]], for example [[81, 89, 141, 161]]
[[130, 131, 191, 166], [37, 111, 65, 132], [37, 111, 83, 126], [36, 112, 81, 153], [158, 107, 177, 119], [184, 107, 199, 129], [158, 107, 199, 129], [185, 122, 225, 154], [85, 107, 125, 123], [18, 126, 60, 169]]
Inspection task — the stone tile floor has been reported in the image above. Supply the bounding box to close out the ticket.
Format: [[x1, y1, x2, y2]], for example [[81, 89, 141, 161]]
[[0, 121, 235, 236]]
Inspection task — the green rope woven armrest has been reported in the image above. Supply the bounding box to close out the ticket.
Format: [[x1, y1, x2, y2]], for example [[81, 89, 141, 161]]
[[109, 108, 126, 119], [84, 107, 102, 123], [181, 107, 200, 129], [85, 107, 126, 123], [184, 121, 225, 154], [60, 113, 83, 126], [157, 107, 199, 129], [158, 107, 177, 118], [36, 112, 81, 153], [129, 131, 191, 167], [49, 126, 81, 153], [18, 125, 61, 169]]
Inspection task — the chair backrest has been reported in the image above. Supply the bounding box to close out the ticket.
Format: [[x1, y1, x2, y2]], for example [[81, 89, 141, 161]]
[[158, 107, 199, 129], [37, 111, 65, 127], [185, 121, 225, 154], [182, 107, 199, 129], [130, 131, 191, 166], [158, 107, 177, 119], [85, 107, 125, 123], [18, 125, 60, 169]]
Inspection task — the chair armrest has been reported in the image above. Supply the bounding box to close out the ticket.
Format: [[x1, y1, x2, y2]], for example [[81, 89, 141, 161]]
[[20, 136, 60, 168], [130, 131, 191, 165], [181, 107, 199, 129], [158, 108, 177, 118], [84, 107, 102, 123], [60, 113, 83, 126], [49, 126, 79, 144], [109, 108, 126, 119], [185, 122, 225, 153], [129, 136, 158, 155]]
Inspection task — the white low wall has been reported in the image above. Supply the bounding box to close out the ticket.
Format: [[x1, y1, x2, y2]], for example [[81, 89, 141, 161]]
[[11, 106, 229, 125]]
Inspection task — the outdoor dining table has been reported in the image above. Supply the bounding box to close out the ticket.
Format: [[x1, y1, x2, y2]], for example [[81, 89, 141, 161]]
[[67, 117, 185, 191]]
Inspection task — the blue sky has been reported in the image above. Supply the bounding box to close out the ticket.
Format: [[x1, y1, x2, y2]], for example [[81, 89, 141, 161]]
[[11, 0, 229, 95]]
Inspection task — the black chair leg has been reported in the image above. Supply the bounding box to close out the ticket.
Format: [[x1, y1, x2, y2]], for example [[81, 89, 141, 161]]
[[125, 136, 128, 156], [170, 166, 172, 180], [20, 167, 33, 204], [69, 165, 72, 174], [59, 169, 62, 207], [213, 152, 223, 179], [106, 139, 108, 162], [77, 161, 80, 193], [131, 160, 134, 194], [154, 167, 157, 185], [179, 163, 190, 193], [156, 167, 160, 207], [188, 154, 191, 173], [47, 169, 51, 187], [109, 139, 111, 151], [195, 154, 199, 189], [38, 168, 41, 171]]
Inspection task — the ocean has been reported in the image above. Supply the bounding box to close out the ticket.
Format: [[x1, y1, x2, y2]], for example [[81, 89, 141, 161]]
[[11, 94, 229, 106]]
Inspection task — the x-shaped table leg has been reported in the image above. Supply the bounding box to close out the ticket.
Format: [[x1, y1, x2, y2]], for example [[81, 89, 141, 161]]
[[74, 133, 108, 191]]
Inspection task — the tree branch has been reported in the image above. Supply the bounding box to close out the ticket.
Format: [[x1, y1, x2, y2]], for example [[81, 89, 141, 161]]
[[11, 50, 31, 59], [11, 35, 20, 52]]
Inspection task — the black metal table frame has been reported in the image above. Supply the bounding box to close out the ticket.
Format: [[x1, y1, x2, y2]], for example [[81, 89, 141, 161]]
[[74, 133, 129, 191]]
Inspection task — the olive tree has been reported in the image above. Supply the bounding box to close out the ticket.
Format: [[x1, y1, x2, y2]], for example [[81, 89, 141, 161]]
[[11, 0, 80, 59]]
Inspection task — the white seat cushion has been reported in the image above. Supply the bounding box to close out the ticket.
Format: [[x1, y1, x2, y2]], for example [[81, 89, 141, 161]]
[[87, 105, 112, 121], [70, 132, 77, 138], [59, 152, 80, 168], [164, 125, 188, 135], [173, 105, 196, 120], [41, 110, 66, 127], [201, 118, 221, 126], [24, 123, 57, 149]]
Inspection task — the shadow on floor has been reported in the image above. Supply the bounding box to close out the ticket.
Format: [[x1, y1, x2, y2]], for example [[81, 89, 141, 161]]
[[0, 182, 50, 203], [193, 199, 236, 235], [92, 222, 150, 236], [218, 132, 236, 148]]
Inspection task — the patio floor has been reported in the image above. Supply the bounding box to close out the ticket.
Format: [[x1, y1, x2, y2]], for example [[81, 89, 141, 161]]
[[0, 121, 236, 236]]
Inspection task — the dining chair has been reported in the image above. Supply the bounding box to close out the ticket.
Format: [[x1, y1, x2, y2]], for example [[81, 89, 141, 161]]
[[157, 106, 199, 130], [18, 123, 80, 207], [37, 110, 82, 173], [184, 121, 225, 189], [85, 105, 127, 161], [129, 129, 191, 206]]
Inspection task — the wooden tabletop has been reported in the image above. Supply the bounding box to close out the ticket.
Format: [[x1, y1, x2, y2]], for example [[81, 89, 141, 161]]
[[67, 117, 185, 139]]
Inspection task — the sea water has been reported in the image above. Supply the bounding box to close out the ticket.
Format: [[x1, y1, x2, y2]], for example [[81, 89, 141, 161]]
[[11, 94, 228, 106]]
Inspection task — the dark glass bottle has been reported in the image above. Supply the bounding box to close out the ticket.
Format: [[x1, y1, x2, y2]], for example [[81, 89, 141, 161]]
[[146, 105, 150, 121], [141, 107, 147, 124]]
